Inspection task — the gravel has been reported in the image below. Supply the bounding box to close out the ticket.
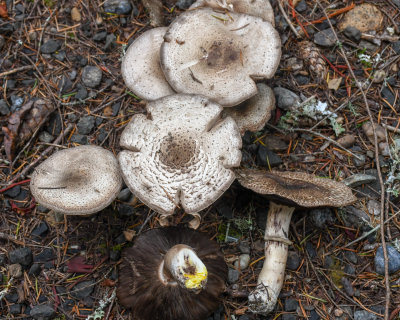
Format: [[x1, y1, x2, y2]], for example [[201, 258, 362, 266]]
[[77, 115, 95, 135], [70, 280, 95, 300], [375, 245, 400, 275], [40, 39, 61, 53], [273, 87, 300, 110], [30, 304, 56, 320], [227, 268, 240, 284], [343, 26, 361, 42], [9, 247, 33, 266], [81, 66, 102, 88], [314, 29, 336, 47]]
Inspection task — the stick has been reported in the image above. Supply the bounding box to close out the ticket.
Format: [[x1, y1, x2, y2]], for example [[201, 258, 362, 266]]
[[0, 65, 35, 77]]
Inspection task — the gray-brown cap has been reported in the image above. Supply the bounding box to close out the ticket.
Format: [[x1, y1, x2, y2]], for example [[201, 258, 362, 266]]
[[122, 27, 175, 100], [236, 169, 357, 208], [30, 145, 122, 215], [190, 0, 275, 26], [223, 83, 275, 135], [118, 94, 242, 216], [160, 8, 281, 107]]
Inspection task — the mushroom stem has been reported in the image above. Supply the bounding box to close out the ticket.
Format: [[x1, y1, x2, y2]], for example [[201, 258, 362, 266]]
[[160, 244, 208, 292], [248, 202, 294, 314]]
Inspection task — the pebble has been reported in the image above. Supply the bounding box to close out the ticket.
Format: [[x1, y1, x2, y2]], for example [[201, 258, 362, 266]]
[[305, 242, 317, 258], [9, 247, 33, 266], [4, 185, 21, 198], [59, 76, 73, 93], [309, 207, 335, 228], [343, 26, 361, 42], [176, 0, 195, 9], [93, 31, 107, 42], [10, 95, 24, 112], [29, 263, 42, 276], [334, 309, 344, 317], [112, 102, 121, 116], [372, 70, 386, 83], [337, 134, 356, 148], [375, 245, 400, 275], [354, 310, 379, 320], [313, 29, 336, 47], [8, 263, 23, 278], [118, 188, 133, 202], [0, 99, 10, 115], [70, 280, 95, 300], [355, 169, 381, 199], [38, 131, 54, 143], [257, 146, 282, 167], [379, 142, 390, 155], [282, 314, 296, 320], [310, 310, 320, 320], [234, 254, 250, 270], [9, 303, 22, 315], [381, 87, 395, 108], [238, 241, 250, 254], [228, 268, 240, 284], [34, 248, 55, 262], [104, 0, 133, 14], [81, 66, 102, 88], [341, 277, 354, 296], [263, 136, 288, 151], [295, 75, 310, 85], [40, 40, 61, 54], [104, 34, 116, 51], [367, 200, 381, 216], [343, 206, 371, 231], [30, 304, 56, 320], [77, 115, 95, 135], [344, 251, 358, 264], [343, 173, 376, 187], [70, 134, 88, 145], [75, 84, 88, 100], [286, 251, 300, 270], [118, 203, 136, 217], [273, 87, 300, 110], [110, 250, 121, 261], [295, 0, 307, 12], [53, 50, 66, 61], [284, 298, 298, 312], [392, 41, 400, 54], [338, 3, 383, 32], [31, 221, 49, 239], [0, 254, 5, 266]]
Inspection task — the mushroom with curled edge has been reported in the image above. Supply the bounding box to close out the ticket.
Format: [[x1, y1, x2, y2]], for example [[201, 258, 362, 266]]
[[121, 27, 175, 101], [117, 226, 227, 320], [118, 94, 242, 227], [160, 8, 281, 107], [222, 83, 275, 136], [235, 169, 357, 314], [190, 0, 275, 26], [30, 145, 123, 215]]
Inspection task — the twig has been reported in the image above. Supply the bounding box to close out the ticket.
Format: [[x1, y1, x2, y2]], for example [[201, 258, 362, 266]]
[[137, 210, 156, 235], [277, 0, 300, 38], [0, 277, 14, 302], [0, 232, 24, 245], [382, 123, 400, 133], [315, 2, 390, 318], [0, 65, 35, 77]]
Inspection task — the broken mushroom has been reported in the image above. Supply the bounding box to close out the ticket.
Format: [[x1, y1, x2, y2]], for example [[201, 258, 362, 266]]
[[117, 226, 227, 320], [236, 169, 356, 314], [223, 83, 275, 135], [118, 94, 242, 223], [160, 8, 281, 106], [30, 145, 122, 215], [122, 27, 175, 100]]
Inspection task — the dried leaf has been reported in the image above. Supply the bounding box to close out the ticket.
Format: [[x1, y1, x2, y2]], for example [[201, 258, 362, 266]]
[[101, 279, 116, 287], [327, 77, 342, 91], [0, 1, 8, 19], [67, 256, 94, 273]]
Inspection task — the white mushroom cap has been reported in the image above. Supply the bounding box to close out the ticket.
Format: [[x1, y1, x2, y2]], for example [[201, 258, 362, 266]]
[[190, 0, 275, 26], [30, 145, 123, 215], [122, 27, 175, 101], [160, 8, 281, 107], [118, 94, 242, 216], [223, 83, 275, 135]]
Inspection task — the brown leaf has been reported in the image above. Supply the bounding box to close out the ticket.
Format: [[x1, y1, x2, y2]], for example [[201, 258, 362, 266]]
[[0, 1, 8, 19], [101, 279, 116, 287]]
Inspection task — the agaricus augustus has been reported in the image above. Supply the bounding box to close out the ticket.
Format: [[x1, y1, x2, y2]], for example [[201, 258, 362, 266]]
[[122, 27, 175, 100], [117, 227, 227, 320], [118, 94, 241, 225], [236, 169, 356, 314], [160, 8, 281, 107], [30, 145, 122, 215], [223, 83, 275, 135]]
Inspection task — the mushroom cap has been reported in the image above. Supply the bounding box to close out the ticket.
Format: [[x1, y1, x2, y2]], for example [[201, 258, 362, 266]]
[[122, 27, 175, 101], [223, 83, 275, 135], [190, 0, 275, 26], [160, 8, 281, 107], [236, 169, 357, 208], [118, 94, 242, 216], [30, 145, 122, 215], [117, 227, 227, 320]]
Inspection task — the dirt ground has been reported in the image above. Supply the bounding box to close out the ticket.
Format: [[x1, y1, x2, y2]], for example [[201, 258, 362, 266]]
[[0, 0, 400, 319]]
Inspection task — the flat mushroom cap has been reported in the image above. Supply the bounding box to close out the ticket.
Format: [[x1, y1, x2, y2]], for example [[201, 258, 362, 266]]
[[190, 0, 275, 26], [236, 169, 357, 208], [223, 83, 275, 135], [160, 8, 281, 107], [118, 94, 242, 216], [122, 27, 175, 101], [117, 227, 227, 320], [30, 145, 122, 215]]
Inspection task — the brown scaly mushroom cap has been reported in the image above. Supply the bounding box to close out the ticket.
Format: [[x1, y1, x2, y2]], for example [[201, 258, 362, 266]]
[[122, 27, 175, 100], [118, 94, 242, 220], [30, 145, 122, 215], [223, 83, 275, 135], [117, 227, 227, 320], [160, 8, 281, 107], [190, 0, 275, 26], [236, 168, 356, 314]]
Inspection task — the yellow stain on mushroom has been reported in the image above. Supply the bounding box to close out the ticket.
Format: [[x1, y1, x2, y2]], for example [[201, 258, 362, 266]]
[[183, 264, 208, 290]]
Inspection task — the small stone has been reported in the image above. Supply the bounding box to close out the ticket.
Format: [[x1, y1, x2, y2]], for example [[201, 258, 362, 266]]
[[79, 56, 88, 66], [372, 70, 386, 83], [10, 95, 24, 112], [295, 75, 310, 85], [81, 66, 102, 88], [337, 134, 356, 148], [286, 251, 300, 270], [53, 50, 66, 61], [343, 173, 377, 187], [30, 304, 56, 320], [0, 35, 4, 50], [354, 310, 379, 320], [40, 40, 61, 54], [70, 134, 88, 145], [234, 254, 250, 270], [38, 131, 54, 143], [305, 242, 317, 258], [367, 200, 380, 216], [21, 79, 36, 86], [257, 146, 282, 167], [381, 87, 395, 108], [0, 99, 10, 115], [118, 203, 136, 217], [8, 264, 23, 278], [6, 293, 19, 303], [70, 280, 95, 300], [4, 185, 21, 198], [238, 241, 250, 254], [285, 298, 298, 312], [118, 188, 133, 202], [29, 263, 42, 276], [31, 221, 49, 239], [273, 87, 300, 110], [112, 102, 121, 116], [104, 0, 132, 14], [110, 250, 121, 261], [338, 4, 383, 32], [343, 26, 361, 42], [343, 206, 371, 231], [375, 245, 400, 275], [392, 41, 400, 54], [93, 31, 107, 42], [344, 251, 358, 264], [9, 247, 33, 266], [314, 29, 336, 47], [104, 34, 116, 51], [282, 315, 297, 320], [9, 303, 22, 314], [263, 137, 288, 152], [341, 277, 355, 296], [75, 85, 88, 100], [310, 207, 335, 228], [334, 309, 344, 317], [71, 7, 81, 22], [176, 0, 195, 9], [34, 248, 55, 262], [227, 268, 239, 284], [344, 264, 356, 275], [310, 310, 320, 320], [295, 0, 307, 12], [0, 254, 6, 266], [59, 76, 73, 93], [77, 116, 95, 135]]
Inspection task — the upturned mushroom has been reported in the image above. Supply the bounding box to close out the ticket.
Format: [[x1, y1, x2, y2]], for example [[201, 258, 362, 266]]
[[222, 83, 275, 135], [118, 94, 242, 224], [122, 27, 175, 100], [117, 226, 227, 320], [160, 8, 281, 107], [30, 145, 122, 215], [235, 169, 357, 314]]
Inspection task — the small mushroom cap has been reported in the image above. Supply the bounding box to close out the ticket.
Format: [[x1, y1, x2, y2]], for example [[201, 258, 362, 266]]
[[236, 169, 357, 208], [117, 227, 227, 320], [118, 94, 242, 216], [122, 27, 175, 100], [160, 8, 281, 107], [30, 145, 122, 215], [223, 83, 275, 135], [190, 0, 275, 26]]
